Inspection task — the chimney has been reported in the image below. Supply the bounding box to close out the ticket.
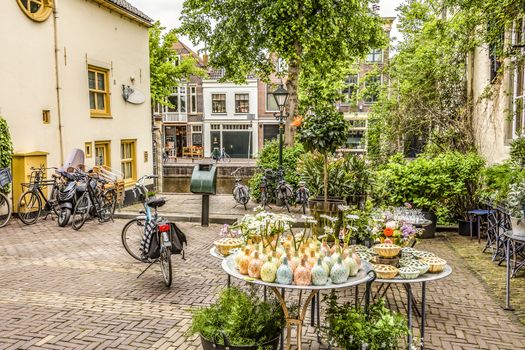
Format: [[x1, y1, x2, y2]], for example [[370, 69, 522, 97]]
[[202, 54, 208, 66]]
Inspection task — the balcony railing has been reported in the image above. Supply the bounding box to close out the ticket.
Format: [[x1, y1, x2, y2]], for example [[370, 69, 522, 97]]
[[163, 112, 187, 123]]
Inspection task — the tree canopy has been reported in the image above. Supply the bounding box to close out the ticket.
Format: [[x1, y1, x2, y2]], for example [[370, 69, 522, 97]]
[[149, 21, 206, 107], [179, 0, 387, 141]]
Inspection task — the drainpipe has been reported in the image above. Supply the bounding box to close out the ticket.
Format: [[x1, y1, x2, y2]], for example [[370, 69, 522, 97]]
[[52, 0, 65, 165]]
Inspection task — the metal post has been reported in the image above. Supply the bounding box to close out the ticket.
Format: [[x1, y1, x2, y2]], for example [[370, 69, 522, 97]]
[[310, 294, 315, 326], [280, 288, 285, 350], [201, 194, 209, 227], [504, 236, 514, 310], [407, 284, 413, 349], [421, 282, 426, 350], [278, 114, 284, 180]]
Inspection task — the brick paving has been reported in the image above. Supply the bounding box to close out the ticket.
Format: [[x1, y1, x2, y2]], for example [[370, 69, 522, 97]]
[[0, 219, 524, 349]]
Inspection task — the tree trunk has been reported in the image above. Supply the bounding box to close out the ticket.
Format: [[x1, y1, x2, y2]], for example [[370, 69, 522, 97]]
[[323, 153, 328, 207], [285, 58, 301, 146]]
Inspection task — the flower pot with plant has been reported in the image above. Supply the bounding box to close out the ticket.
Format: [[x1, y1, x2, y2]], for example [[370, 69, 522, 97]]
[[507, 181, 525, 236], [188, 287, 284, 349], [297, 105, 349, 221]]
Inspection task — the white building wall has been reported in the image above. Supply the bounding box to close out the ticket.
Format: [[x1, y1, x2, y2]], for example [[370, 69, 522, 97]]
[[0, 0, 152, 186], [201, 80, 259, 158]]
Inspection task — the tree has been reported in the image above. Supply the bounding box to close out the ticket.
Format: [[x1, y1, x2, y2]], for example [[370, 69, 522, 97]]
[[0, 116, 13, 194], [149, 21, 206, 108], [179, 0, 386, 143], [297, 106, 349, 204]]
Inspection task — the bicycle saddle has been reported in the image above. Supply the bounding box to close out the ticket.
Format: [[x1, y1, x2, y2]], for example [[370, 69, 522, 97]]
[[146, 197, 166, 209]]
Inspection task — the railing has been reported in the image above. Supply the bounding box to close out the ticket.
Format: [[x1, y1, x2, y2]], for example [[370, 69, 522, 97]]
[[162, 112, 188, 123]]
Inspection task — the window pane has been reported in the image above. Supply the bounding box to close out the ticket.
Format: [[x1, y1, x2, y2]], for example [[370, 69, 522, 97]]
[[88, 71, 96, 89], [89, 92, 96, 109], [180, 96, 186, 112], [30, 1, 41, 13], [97, 72, 105, 91], [168, 95, 178, 112], [96, 93, 105, 110], [191, 94, 197, 113]]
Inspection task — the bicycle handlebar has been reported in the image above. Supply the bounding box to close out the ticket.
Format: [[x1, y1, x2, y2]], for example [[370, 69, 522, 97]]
[[230, 168, 242, 176]]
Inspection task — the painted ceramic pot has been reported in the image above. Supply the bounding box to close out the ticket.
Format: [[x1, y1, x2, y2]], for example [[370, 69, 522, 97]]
[[311, 258, 329, 286], [352, 247, 362, 268], [330, 257, 349, 284], [343, 254, 359, 277], [322, 254, 334, 272], [294, 259, 312, 286], [238, 248, 252, 275], [248, 252, 263, 279], [320, 240, 330, 257], [276, 257, 294, 285], [261, 257, 277, 283], [307, 250, 317, 269], [290, 252, 301, 272]]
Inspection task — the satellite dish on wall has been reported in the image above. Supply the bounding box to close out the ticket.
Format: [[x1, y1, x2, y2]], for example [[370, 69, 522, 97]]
[[122, 85, 146, 105]]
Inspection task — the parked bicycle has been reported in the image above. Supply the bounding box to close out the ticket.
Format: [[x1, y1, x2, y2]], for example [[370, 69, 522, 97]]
[[212, 147, 231, 163], [295, 180, 310, 214], [257, 168, 293, 212], [121, 175, 186, 287], [0, 168, 12, 228], [17, 166, 60, 225], [70, 170, 116, 230], [274, 170, 293, 213], [231, 168, 250, 210]]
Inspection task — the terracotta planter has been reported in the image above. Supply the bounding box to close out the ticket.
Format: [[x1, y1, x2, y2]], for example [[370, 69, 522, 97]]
[[200, 333, 280, 350]]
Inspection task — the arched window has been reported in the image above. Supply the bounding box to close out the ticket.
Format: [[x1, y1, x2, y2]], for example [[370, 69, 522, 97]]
[[17, 0, 53, 22]]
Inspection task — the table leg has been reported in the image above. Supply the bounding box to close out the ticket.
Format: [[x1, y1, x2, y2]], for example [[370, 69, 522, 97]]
[[310, 294, 315, 326], [227, 275, 231, 288], [280, 289, 285, 350], [504, 238, 514, 311], [264, 286, 267, 302], [407, 284, 413, 349], [477, 215, 481, 244], [354, 285, 359, 306], [271, 287, 317, 350], [421, 282, 426, 350], [316, 291, 321, 343]]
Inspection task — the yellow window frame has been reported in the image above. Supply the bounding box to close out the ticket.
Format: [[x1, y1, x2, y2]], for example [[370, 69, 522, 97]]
[[120, 139, 137, 184], [17, 0, 54, 22], [94, 141, 111, 168], [88, 66, 111, 117]]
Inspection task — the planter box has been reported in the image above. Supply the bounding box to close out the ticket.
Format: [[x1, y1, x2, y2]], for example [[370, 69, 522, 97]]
[[308, 197, 346, 236], [200, 334, 280, 350], [421, 212, 437, 239], [458, 220, 479, 237], [510, 217, 525, 237]]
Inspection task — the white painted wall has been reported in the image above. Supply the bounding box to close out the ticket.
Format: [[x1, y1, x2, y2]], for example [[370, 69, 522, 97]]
[[0, 0, 153, 185]]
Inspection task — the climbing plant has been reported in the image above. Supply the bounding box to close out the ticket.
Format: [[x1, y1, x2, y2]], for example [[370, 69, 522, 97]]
[[0, 116, 13, 193]]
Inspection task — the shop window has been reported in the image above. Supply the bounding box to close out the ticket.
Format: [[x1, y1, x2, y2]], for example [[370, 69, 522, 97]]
[[212, 94, 226, 113], [235, 94, 249, 113]]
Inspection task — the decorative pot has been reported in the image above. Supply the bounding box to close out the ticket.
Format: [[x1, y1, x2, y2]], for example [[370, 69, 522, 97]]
[[510, 217, 525, 237], [458, 220, 478, 236], [294, 259, 312, 286], [276, 257, 293, 285], [330, 257, 349, 284], [261, 257, 277, 283], [311, 258, 329, 286], [308, 197, 346, 235], [421, 211, 437, 239], [200, 333, 280, 350]]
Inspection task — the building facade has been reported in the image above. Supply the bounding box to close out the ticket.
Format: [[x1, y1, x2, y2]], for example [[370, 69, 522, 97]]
[[202, 70, 259, 158], [338, 17, 395, 153], [1, 0, 153, 188]]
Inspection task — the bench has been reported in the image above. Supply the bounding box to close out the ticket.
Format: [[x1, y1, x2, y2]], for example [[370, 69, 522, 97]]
[[182, 146, 203, 158]]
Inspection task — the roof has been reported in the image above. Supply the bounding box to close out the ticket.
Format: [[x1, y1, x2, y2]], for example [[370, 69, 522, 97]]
[[97, 0, 153, 26], [172, 40, 205, 66]]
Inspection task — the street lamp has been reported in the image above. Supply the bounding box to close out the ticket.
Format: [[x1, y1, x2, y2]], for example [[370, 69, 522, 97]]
[[272, 83, 289, 181]]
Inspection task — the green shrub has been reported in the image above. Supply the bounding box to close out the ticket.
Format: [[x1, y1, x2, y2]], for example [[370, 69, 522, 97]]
[[249, 140, 304, 202], [482, 162, 525, 205], [188, 287, 284, 346], [510, 137, 525, 166], [0, 117, 13, 194], [372, 152, 485, 223], [322, 293, 408, 350]]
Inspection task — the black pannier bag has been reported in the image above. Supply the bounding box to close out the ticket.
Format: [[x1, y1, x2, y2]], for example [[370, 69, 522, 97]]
[[170, 222, 187, 258]]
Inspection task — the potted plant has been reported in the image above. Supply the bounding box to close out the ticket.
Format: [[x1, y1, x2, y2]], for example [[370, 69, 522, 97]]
[[188, 287, 284, 349], [506, 181, 525, 236], [297, 105, 349, 215], [321, 293, 409, 350]]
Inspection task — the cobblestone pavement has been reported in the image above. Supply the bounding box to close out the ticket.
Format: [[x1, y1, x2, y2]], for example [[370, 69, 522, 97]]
[[0, 219, 525, 349]]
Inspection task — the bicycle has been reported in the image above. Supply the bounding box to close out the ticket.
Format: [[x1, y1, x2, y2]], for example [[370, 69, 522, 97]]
[[17, 166, 61, 225], [231, 168, 250, 210], [274, 170, 293, 213], [121, 175, 186, 287], [212, 147, 231, 163], [259, 169, 273, 210], [71, 171, 116, 230], [0, 168, 12, 228], [295, 180, 310, 214]]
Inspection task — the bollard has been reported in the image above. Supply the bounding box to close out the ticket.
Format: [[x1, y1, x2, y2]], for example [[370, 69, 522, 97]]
[[201, 194, 210, 227]]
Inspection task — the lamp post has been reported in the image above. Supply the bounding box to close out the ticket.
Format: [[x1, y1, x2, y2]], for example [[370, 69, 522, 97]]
[[272, 83, 289, 181]]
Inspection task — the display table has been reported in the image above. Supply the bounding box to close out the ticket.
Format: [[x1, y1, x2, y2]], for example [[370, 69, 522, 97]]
[[503, 231, 525, 310], [222, 256, 375, 350], [374, 266, 452, 350]]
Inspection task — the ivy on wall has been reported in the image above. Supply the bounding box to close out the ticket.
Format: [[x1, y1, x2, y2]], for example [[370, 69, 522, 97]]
[[0, 116, 13, 193]]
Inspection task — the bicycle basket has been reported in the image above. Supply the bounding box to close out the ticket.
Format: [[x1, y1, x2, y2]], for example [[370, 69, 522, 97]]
[[0, 168, 12, 187]]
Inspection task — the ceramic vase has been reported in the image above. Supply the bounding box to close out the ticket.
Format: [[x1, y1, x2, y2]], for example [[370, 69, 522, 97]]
[[261, 257, 277, 283], [248, 252, 263, 278], [276, 257, 294, 285], [294, 259, 312, 286], [343, 253, 359, 277], [311, 258, 329, 286], [330, 257, 349, 284], [238, 248, 252, 275]]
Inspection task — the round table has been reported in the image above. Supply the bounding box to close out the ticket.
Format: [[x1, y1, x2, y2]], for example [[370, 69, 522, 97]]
[[374, 266, 452, 350], [222, 255, 375, 350], [503, 231, 525, 310]]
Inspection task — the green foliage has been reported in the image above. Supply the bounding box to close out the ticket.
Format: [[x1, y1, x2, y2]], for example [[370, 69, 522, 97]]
[[506, 181, 525, 218], [482, 163, 525, 205], [188, 287, 284, 346], [249, 140, 304, 202], [373, 152, 485, 223], [179, 0, 386, 117], [149, 21, 206, 106], [297, 106, 349, 155], [0, 116, 13, 194], [510, 137, 525, 166], [322, 293, 408, 350]]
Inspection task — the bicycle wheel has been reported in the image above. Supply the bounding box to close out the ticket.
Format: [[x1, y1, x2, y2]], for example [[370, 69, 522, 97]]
[[100, 189, 117, 221], [57, 208, 71, 227], [121, 218, 146, 261], [72, 193, 90, 230], [260, 190, 267, 208], [239, 187, 249, 210], [17, 191, 42, 225], [159, 244, 172, 287], [0, 193, 12, 228], [48, 186, 60, 216]]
